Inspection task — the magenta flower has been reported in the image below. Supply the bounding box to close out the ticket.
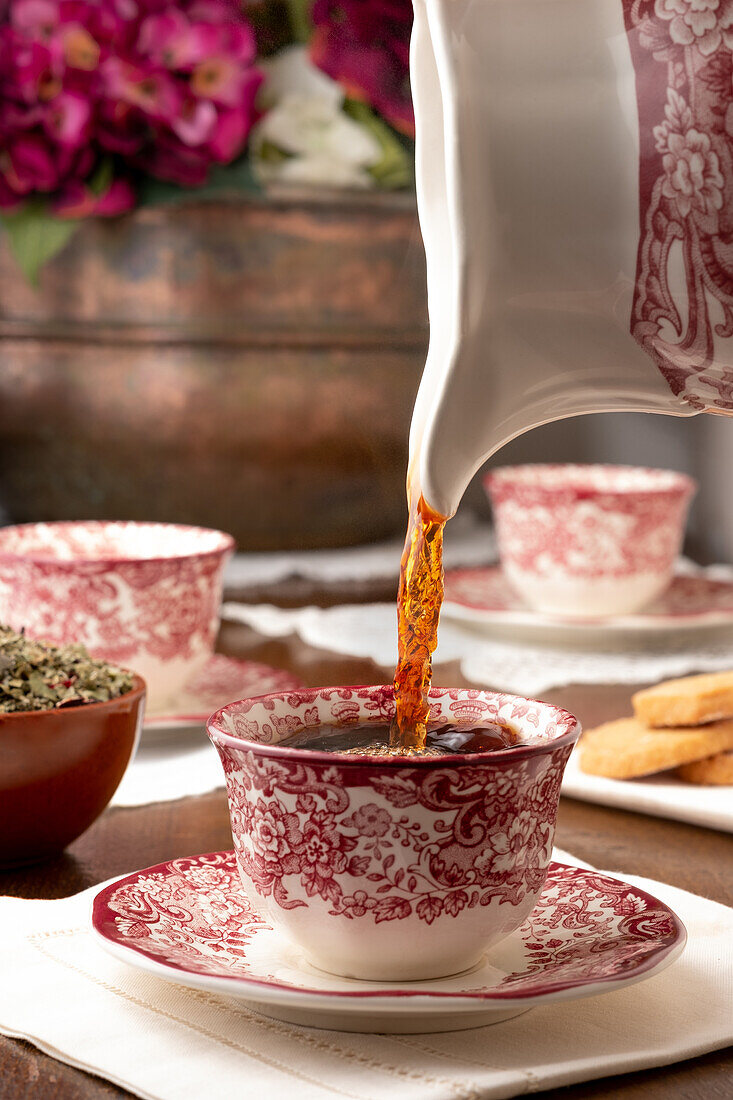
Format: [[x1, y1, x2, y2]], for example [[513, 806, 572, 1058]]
[[310, 0, 414, 137], [0, 0, 263, 210], [43, 90, 90, 145], [4, 133, 58, 193], [53, 176, 135, 218]]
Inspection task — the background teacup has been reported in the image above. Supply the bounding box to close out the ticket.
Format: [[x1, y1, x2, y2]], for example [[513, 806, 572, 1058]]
[[0, 521, 234, 712], [208, 685, 580, 982], [484, 464, 696, 619]]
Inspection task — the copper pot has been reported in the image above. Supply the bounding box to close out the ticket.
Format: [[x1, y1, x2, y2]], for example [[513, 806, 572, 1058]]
[[0, 189, 428, 549]]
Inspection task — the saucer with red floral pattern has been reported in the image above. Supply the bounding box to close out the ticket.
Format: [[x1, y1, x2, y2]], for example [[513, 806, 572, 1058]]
[[92, 852, 685, 1033], [444, 566, 733, 636], [143, 655, 303, 731]]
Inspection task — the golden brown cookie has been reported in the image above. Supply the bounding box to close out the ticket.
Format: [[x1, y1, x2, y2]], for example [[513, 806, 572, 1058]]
[[675, 751, 733, 786], [578, 717, 733, 779], [632, 671, 733, 728]]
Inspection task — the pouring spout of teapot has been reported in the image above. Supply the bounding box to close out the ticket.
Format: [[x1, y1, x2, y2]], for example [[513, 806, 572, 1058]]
[[407, 0, 695, 519], [405, 0, 733, 519], [408, 0, 724, 521]]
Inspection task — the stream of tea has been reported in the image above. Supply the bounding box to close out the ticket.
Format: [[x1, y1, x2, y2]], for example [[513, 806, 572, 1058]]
[[390, 491, 447, 752]]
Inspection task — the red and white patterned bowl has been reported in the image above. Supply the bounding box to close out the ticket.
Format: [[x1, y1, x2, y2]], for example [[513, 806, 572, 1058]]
[[484, 464, 696, 618], [0, 521, 234, 711], [207, 685, 580, 982]]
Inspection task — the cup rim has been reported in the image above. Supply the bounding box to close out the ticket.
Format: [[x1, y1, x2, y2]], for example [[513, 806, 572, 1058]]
[[207, 685, 581, 766], [484, 463, 696, 500], [0, 520, 235, 567], [0, 673, 146, 722]]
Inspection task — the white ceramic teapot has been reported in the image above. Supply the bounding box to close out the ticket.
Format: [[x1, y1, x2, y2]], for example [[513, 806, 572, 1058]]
[[409, 0, 733, 519]]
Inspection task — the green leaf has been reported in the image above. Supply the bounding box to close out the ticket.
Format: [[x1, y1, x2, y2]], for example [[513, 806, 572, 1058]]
[[257, 140, 293, 166], [342, 100, 413, 190], [88, 157, 114, 197], [136, 155, 262, 209], [285, 0, 313, 44], [0, 200, 79, 285]]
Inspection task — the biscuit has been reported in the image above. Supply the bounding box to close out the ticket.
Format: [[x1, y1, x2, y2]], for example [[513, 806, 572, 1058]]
[[632, 671, 733, 728], [675, 751, 733, 786], [578, 717, 733, 779]]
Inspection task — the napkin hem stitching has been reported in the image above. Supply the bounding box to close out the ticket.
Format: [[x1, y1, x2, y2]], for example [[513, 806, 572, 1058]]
[[28, 929, 364, 1100], [386, 1035, 538, 1092], [28, 927, 483, 1100]]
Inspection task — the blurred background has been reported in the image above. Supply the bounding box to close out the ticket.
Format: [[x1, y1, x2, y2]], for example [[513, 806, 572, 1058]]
[[0, 0, 728, 561]]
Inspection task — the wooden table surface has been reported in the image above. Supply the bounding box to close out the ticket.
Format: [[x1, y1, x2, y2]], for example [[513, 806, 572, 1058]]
[[2, 613, 732, 1100]]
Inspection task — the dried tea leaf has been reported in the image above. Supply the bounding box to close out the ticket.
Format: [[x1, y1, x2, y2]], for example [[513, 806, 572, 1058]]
[[0, 625, 134, 713]]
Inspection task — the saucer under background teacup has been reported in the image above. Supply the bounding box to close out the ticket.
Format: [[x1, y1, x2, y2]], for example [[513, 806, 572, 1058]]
[[0, 520, 234, 712], [92, 850, 685, 1033], [443, 565, 733, 640], [484, 464, 696, 619], [142, 654, 303, 733]]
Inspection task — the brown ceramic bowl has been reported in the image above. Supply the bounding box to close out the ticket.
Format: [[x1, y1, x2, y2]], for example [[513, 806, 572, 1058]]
[[0, 675, 145, 867]]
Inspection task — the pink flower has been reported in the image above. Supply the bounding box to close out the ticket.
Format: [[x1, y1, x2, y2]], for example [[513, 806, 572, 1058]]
[[661, 128, 724, 217], [344, 803, 391, 837], [208, 103, 257, 161], [342, 889, 376, 916], [171, 97, 217, 146], [0, 0, 263, 213], [654, 92, 724, 219], [138, 12, 204, 70], [250, 799, 302, 864], [484, 811, 540, 874], [298, 811, 354, 886], [53, 176, 135, 217], [43, 89, 90, 146], [3, 132, 58, 192], [101, 58, 183, 123], [11, 0, 58, 37], [310, 0, 413, 136]]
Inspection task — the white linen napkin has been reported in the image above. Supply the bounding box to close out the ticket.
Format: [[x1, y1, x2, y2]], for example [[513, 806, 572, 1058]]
[[0, 851, 730, 1100], [111, 728, 224, 808]]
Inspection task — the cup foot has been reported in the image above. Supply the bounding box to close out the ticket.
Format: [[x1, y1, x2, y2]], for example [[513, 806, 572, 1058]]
[[302, 951, 489, 985], [245, 1000, 531, 1033], [504, 566, 672, 619]]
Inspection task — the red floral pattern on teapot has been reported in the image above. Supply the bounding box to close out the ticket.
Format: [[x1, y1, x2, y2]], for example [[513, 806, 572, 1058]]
[[625, 0, 733, 410]]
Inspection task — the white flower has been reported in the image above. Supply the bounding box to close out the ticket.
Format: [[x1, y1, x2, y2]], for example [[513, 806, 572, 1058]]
[[486, 812, 540, 874], [259, 45, 342, 110], [660, 129, 724, 218], [655, 0, 733, 55], [252, 46, 381, 188]]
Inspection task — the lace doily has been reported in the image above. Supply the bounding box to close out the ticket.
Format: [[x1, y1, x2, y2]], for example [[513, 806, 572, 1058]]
[[222, 598, 733, 695], [224, 514, 495, 589]]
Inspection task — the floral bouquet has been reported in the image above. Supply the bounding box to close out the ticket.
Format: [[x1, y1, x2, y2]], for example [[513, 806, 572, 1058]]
[[0, 0, 414, 281]]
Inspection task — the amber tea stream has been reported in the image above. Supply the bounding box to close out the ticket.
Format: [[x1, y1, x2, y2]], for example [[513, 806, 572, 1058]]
[[390, 492, 447, 753]]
